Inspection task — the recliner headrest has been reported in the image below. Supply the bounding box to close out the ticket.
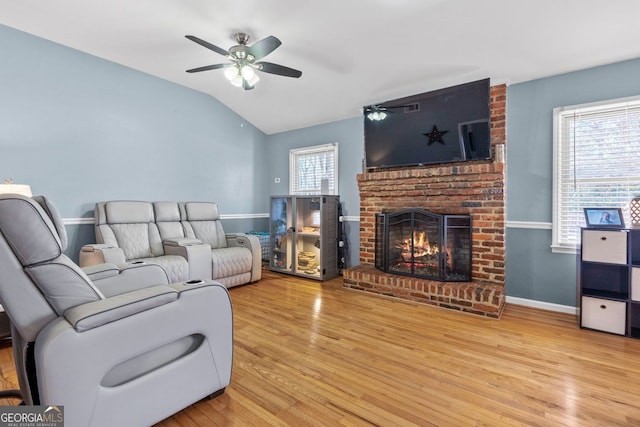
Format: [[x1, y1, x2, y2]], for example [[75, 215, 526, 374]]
[[105, 201, 154, 224], [0, 194, 62, 266], [154, 202, 181, 222], [184, 202, 220, 221], [32, 195, 68, 251]]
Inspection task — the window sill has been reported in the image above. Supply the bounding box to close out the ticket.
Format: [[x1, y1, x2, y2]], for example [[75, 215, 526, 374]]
[[550, 245, 578, 255]]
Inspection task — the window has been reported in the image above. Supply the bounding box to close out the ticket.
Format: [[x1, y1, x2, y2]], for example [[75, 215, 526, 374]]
[[553, 96, 640, 252], [289, 143, 338, 195]]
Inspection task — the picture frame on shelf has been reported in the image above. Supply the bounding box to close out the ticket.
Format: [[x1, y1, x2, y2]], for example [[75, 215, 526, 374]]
[[584, 207, 625, 228]]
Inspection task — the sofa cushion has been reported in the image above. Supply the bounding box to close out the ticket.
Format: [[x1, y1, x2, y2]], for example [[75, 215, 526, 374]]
[[210, 247, 253, 279], [102, 201, 166, 259], [132, 255, 189, 284], [187, 221, 227, 249], [182, 203, 228, 249], [154, 202, 186, 241], [110, 224, 154, 260]]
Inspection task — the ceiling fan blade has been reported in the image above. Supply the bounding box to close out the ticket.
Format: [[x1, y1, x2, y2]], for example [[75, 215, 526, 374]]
[[247, 36, 281, 60], [256, 62, 302, 78], [186, 63, 229, 73], [185, 35, 229, 57]]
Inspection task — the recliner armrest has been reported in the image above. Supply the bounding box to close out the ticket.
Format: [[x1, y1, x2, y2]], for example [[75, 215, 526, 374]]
[[163, 237, 203, 247], [64, 286, 178, 332], [82, 263, 120, 281], [226, 233, 262, 282], [87, 262, 170, 297], [163, 240, 211, 281], [225, 233, 254, 249], [80, 244, 126, 267]]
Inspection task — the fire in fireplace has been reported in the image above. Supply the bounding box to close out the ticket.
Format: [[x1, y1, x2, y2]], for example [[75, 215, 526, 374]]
[[375, 209, 471, 281]]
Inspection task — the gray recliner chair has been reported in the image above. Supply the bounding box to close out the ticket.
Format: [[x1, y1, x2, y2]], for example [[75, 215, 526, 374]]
[[181, 202, 262, 287], [0, 194, 233, 426]]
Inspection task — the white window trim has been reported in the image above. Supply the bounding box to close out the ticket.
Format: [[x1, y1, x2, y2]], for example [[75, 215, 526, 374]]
[[289, 142, 339, 195], [552, 104, 575, 254], [552, 95, 640, 254]]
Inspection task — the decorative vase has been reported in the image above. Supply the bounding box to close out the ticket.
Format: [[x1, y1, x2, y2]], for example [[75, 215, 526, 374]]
[[631, 197, 640, 226]]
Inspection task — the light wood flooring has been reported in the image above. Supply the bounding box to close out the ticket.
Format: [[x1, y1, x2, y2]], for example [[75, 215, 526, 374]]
[[3, 270, 640, 425]]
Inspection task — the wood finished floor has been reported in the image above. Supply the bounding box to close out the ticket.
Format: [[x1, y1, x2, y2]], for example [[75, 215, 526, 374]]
[[2, 270, 640, 425]]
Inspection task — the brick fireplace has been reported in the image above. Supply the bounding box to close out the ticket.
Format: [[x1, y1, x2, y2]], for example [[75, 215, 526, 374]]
[[343, 84, 506, 318]]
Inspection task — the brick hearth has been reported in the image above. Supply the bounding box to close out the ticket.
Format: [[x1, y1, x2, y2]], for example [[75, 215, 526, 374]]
[[343, 265, 504, 318], [343, 84, 507, 318]]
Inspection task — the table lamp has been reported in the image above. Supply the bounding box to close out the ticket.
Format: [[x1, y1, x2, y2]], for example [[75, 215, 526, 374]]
[[0, 178, 32, 196]]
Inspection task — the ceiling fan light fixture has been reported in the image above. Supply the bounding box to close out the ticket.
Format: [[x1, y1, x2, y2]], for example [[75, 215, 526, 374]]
[[230, 74, 244, 87], [224, 66, 239, 81], [224, 64, 259, 89], [246, 73, 260, 87], [367, 110, 387, 121], [240, 65, 255, 81]]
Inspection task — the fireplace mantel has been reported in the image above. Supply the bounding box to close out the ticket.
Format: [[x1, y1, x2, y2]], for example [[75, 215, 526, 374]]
[[343, 84, 507, 318]]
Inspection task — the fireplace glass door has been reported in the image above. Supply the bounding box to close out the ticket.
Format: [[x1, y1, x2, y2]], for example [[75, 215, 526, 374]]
[[375, 209, 471, 281], [387, 211, 441, 278], [444, 216, 472, 281]]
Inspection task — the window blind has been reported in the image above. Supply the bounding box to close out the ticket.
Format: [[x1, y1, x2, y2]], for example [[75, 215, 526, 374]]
[[289, 143, 338, 195], [554, 98, 640, 249]]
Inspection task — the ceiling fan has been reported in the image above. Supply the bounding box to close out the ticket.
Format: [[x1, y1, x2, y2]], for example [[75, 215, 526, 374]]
[[185, 32, 302, 90]]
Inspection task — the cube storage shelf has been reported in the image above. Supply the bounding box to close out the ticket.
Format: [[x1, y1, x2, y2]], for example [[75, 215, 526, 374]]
[[579, 227, 640, 338], [270, 195, 340, 281]]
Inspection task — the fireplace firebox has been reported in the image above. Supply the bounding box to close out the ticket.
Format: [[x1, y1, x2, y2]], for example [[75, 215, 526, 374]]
[[375, 209, 471, 281]]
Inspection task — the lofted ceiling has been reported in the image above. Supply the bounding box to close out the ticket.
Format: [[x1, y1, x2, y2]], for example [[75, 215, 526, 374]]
[[2, 0, 640, 135]]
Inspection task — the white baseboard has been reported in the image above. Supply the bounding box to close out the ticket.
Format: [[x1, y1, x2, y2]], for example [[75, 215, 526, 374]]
[[506, 296, 578, 315]]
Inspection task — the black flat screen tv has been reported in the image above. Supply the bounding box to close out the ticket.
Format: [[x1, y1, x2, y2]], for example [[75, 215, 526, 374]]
[[364, 78, 491, 169]]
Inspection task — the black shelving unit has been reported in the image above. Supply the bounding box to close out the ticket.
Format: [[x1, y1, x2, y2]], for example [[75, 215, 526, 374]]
[[579, 227, 640, 338]]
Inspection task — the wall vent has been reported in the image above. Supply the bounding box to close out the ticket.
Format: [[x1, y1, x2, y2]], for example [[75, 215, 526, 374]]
[[404, 103, 420, 113]]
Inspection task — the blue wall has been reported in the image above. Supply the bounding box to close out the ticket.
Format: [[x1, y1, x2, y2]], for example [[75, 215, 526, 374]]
[[506, 57, 640, 307], [0, 24, 269, 261]]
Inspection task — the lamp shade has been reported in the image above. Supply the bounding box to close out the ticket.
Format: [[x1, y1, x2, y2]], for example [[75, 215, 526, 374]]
[[0, 179, 32, 197]]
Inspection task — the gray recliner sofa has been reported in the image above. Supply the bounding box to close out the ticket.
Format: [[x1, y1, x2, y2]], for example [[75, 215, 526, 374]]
[[80, 200, 262, 287], [0, 194, 233, 426]]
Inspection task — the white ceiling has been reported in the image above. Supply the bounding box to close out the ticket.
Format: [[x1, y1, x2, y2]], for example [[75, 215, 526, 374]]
[[2, 0, 640, 135]]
